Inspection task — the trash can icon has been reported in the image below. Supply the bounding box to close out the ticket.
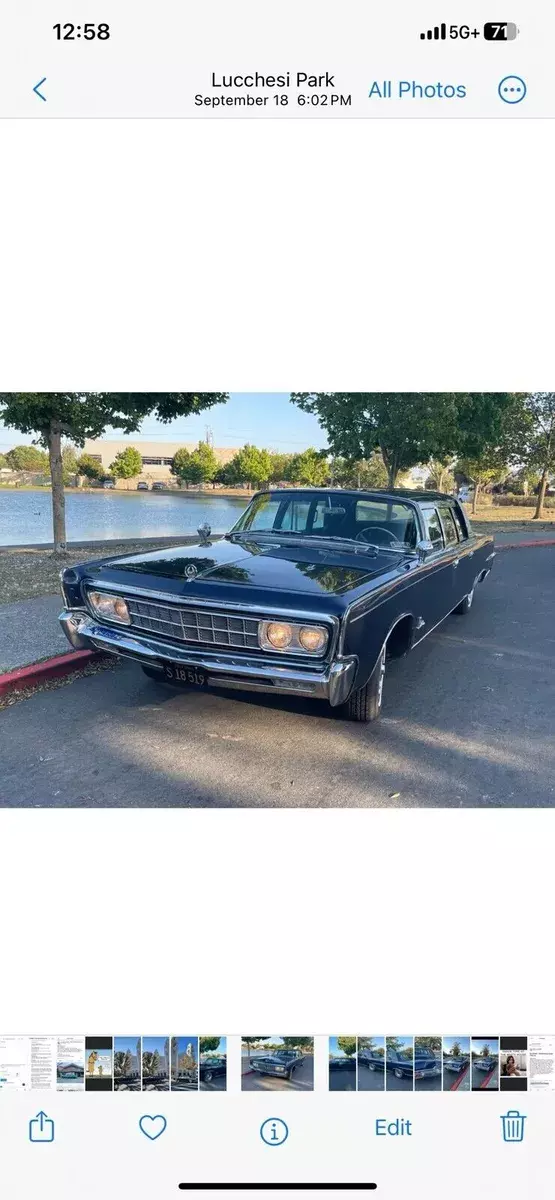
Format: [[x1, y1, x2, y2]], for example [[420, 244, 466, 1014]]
[[501, 1111, 526, 1142]]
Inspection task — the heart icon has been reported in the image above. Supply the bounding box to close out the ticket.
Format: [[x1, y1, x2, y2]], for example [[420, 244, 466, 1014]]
[[139, 1115, 167, 1141]]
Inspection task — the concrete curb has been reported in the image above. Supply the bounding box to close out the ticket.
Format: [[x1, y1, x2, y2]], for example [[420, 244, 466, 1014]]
[[0, 649, 103, 697], [495, 538, 555, 550], [1, 533, 226, 552]]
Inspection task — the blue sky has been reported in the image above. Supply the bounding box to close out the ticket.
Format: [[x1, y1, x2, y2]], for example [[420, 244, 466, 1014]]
[[0, 393, 328, 454], [142, 1037, 167, 1054], [443, 1037, 470, 1055], [115, 1037, 140, 1055], [329, 1037, 356, 1058], [174, 1037, 198, 1058], [472, 1038, 499, 1055]]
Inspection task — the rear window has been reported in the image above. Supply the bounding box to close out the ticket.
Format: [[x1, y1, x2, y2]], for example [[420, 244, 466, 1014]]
[[421, 507, 444, 551], [437, 504, 459, 546]]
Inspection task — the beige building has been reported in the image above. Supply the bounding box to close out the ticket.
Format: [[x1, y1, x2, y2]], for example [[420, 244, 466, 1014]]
[[82, 439, 238, 482]]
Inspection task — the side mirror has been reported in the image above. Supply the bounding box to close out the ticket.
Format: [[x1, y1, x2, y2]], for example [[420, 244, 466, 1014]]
[[197, 522, 212, 545], [416, 538, 434, 563]]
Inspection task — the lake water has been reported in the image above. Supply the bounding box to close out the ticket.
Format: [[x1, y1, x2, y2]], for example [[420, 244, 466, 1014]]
[[0, 489, 248, 546]]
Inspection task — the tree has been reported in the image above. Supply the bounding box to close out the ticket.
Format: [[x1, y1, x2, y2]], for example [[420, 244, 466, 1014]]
[[171, 441, 219, 487], [5, 444, 49, 471], [456, 455, 508, 515], [0, 393, 227, 553], [76, 453, 104, 481], [291, 392, 526, 488], [143, 1050, 160, 1076], [110, 445, 143, 479], [62, 443, 79, 484], [425, 459, 456, 493], [199, 1038, 221, 1055], [114, 1049, 132, 1076], [286, 447, 329, 486], [268, 451, 294, 483], [0, 454, 7, 468], [337, 1036, 357, 1058], [521, 393, 555, 518], [242, 1037, 268, 1059], [451, 1043, 462, 1058], [281, 1037, 311, 1050], [228, 444, 272, 490], [291, 393, 461, 487], [332, 453, 388, 490]]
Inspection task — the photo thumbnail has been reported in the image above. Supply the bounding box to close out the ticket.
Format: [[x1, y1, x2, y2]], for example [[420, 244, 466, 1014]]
[[199, 1037, 227, 1091], [85, 1036, 113, 1092], [114, 1037, 141, 1091], [500, 1037, 528, 1092], [242, 1037, 314, 1091], [414, 1037, 442, 1091], [357, 1037, 386, 1091], [472, 1037, 500, 1091], [171, 1037, 199, 1091], [386, 1037, 414, 1091], [442, 1037, 471, 1091], [329, 1037, 357, 1091], [142, 1037, 170, 1091]]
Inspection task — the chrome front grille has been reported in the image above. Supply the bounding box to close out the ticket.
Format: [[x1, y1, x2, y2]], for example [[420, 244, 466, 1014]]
[[126, 596, 261, 651]]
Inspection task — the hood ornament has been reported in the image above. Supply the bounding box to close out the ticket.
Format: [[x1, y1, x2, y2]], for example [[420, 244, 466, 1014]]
[[197, 521, 212, 546], [185, 563, 198, 580]]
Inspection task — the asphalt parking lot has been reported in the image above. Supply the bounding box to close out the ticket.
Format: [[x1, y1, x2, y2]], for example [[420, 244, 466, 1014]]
[[1, 548, 554, 807], [329, 1063, 357, 1091], [415, 1073, 442, 1092], [385, 1071, 414, 1092], [357, 1065, 385, 1091], [242, 1056, 314, 1092]]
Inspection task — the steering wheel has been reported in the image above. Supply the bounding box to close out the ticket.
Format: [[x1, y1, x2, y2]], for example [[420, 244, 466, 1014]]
[[355, 526, 400, 546]]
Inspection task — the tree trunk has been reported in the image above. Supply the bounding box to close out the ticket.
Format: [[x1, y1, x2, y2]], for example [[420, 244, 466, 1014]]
[[48, 422, 68, 555], [472, 484, 480, 516], [533, 467, 548, 519]]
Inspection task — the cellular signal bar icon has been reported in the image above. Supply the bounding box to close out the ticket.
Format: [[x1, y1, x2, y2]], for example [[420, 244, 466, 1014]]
[[420, 23, 447, 39]]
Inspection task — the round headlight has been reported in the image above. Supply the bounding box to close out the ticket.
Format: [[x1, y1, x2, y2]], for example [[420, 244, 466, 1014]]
[[299, 626, 327, 654], [266, 621, 293, 649], [88, 591, 130, 624]]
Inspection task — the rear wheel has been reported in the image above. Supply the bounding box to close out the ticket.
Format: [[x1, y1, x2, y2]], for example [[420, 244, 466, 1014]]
[[453, 588, 474, 616], [340, 644, 386, 723]]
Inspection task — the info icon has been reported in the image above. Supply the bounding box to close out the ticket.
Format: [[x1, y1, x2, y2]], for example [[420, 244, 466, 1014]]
[[260, 1118, 289, 1146]]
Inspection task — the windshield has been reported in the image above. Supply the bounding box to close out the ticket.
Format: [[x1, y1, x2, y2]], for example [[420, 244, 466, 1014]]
[[230, 492, 419, 550]]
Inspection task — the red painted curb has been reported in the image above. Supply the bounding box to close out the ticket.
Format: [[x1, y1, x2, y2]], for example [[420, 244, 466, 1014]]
[[0, 649, 102, 697], [496, 538, 555, 549]]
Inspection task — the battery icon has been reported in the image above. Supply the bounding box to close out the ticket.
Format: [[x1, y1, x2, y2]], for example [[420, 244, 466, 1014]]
[[484, 22, 519, 39]]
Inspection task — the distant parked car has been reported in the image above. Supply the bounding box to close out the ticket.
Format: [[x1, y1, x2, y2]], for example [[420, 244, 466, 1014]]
[[137, 481, 149, 491], [152, 481, 165, 491], [199, 1056, 226, 1083], [102, 479, 115, 489]]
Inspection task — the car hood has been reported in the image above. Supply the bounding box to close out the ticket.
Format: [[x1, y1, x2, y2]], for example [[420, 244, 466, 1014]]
[[89, 535, 403, 603]]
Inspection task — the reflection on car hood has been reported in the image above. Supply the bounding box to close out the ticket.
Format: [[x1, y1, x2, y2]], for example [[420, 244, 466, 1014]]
[[95, 535, 400, 597]]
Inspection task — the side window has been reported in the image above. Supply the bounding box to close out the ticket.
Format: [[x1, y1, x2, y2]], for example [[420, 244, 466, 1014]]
[[437, 504, 459, 546], [280, 500, 311, 532], [451, 502, 468, 541], [421, 507, 444, 551]]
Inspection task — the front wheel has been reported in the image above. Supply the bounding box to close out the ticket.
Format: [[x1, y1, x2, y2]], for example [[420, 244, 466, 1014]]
[[453, 588, 474, 616], [339, 644, 386, 723]]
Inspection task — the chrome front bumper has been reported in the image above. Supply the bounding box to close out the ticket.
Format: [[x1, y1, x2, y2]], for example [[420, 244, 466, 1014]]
[[59, 609, 357, 707]]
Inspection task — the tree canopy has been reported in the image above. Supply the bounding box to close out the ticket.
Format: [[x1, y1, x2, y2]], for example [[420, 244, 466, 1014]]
[[5, 444, 49, 471], [171, 441, 219, 486], [110, 446, 143, 478], [0, 392, 228, 552]]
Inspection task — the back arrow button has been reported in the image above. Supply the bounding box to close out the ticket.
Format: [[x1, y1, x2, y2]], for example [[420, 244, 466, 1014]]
[[33, 78, 47, 102]]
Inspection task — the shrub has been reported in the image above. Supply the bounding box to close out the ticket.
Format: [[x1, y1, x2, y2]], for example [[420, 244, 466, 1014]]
[[492, 493, 555, 508]]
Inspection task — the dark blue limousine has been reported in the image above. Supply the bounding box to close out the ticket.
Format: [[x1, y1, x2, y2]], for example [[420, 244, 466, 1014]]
[[58, 487, 495, 722]]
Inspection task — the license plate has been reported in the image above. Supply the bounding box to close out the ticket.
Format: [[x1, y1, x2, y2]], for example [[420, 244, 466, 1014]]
[[163, 664, 207, 687]]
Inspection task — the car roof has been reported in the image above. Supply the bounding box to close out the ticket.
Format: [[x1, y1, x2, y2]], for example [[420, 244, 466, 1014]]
[[253, 487, 455, 504]]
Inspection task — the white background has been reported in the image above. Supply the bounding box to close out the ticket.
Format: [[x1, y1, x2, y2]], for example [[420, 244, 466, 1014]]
[[0, 117, 554, 1041]]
